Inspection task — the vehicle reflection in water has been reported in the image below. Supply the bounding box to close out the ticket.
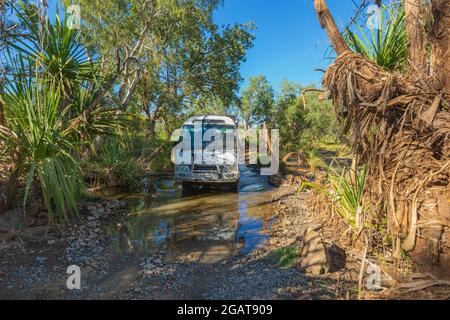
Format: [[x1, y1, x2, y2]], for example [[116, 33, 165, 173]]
[[106, 166, 275, 261]]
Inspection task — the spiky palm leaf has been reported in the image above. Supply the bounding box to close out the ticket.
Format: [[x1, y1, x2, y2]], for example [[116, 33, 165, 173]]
[[2, 72, 82, 222], [0, 4, 118, 222], [7, 2, 98, 96], [344, 6, 407, 72]]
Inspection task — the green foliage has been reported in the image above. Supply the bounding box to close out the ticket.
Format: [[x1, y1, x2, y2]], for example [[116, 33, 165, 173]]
[[2, 75, 83, 222], [85, 136, 144, 191], [7, 2, 99, 97], [269, 80, 340, 154], [305, 148, 328, 172], [301, 158, 367, 233], [344, 5, 407, 72], [274, 246, 299, 268], [239, 75, 275, 128], [301, 94, 338, 144], [236, 78, 341, 159], [0, 5, 116, 222], [75, 0, 254, 120], [184, 96, 231, 117], [329, 163, 367, 231]]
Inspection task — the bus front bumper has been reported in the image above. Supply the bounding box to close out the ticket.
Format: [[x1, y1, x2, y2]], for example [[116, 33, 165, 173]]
[[174, 171, 239, 183]]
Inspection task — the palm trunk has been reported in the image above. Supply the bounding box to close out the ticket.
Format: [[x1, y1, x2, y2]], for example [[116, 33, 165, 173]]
[[430, 0, 450, 95], [405, 0, 428, 75], [313, 0, 450, 278], [0, 95, 4, 126], [0, 150, 22, 214]]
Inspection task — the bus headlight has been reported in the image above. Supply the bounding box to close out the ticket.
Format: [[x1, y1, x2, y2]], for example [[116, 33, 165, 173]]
[[223, 165, 237, 173], [176, 165, 191, 173]]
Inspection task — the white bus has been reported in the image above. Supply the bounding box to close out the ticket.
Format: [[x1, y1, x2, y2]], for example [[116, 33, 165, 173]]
[[173, 115, 239, 191]]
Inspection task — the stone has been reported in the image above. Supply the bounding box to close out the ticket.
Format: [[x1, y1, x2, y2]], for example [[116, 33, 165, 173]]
[[299, 227, 329, 275], [35, 256, 47, 264], [0, 230, 16, 242], [145, 263, 156, 270]]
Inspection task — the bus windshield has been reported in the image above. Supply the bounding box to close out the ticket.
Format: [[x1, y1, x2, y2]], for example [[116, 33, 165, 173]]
[[182, 124, 236, 151]]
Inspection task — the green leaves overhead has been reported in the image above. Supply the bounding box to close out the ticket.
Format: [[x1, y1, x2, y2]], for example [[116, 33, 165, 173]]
[[74, 0, 254, 113]]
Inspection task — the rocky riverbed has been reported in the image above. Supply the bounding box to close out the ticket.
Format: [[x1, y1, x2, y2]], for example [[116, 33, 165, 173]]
[[0, 186, 365, 300]]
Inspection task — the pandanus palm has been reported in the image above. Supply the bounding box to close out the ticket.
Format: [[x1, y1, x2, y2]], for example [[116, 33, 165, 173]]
[[0, 3, 117, 221], [344, 5, 407, 73], [2, 73, 82, 221], [7, 2, 98, 97]]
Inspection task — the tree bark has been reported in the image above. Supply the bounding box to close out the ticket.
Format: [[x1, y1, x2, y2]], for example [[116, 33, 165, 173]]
[[405, 0, 428, 75], [147, 114, 157, 140], [0, 94, 4, 126], [313, 0, 349, 55], [0, 150, 22, 215], [430, 0, 450, 95]]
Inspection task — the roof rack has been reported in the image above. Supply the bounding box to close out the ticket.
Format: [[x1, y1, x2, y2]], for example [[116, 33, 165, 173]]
[[186, 114, 238, 126]]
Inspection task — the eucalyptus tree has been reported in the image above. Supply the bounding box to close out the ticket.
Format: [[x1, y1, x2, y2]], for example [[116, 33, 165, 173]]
[[73, 0, 254, 137], [239, 75, 275, 129]]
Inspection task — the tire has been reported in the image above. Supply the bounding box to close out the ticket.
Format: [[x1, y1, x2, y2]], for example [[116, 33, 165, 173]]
[[181, 181, 191, 197], [228, 182, 239, 192], [182, 181, 194, 190]]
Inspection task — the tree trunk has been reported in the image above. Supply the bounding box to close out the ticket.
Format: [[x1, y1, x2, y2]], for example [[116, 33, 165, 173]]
[[0, 151, 22, 215], [404, 0, 428, 75], [313, 0, 349, 55], [410, 0, 450, 279], [145, 101, 160, 141], [430, 0, 450, 95], [0, 94, 4, 126], [313, 0, 450, 279], [147, 116, 156, 140]]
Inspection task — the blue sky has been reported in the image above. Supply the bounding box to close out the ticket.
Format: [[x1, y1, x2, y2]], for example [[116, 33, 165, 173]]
[[213, 0, 359, 90]]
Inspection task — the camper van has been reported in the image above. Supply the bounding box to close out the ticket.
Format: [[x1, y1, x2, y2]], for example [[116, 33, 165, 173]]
[[173, 115, 239, 191]]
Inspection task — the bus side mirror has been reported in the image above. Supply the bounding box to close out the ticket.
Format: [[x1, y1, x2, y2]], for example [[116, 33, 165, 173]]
[[170, 129, 182, 145]]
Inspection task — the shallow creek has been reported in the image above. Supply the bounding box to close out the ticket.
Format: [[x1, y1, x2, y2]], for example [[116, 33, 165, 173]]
[[103, 166, 277, 263]]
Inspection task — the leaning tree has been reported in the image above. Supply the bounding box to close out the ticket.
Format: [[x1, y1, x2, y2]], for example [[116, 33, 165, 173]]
[[314, 0, 449, 277]]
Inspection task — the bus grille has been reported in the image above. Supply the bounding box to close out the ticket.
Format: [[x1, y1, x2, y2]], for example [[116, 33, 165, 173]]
[[193, 165, 218, 173]]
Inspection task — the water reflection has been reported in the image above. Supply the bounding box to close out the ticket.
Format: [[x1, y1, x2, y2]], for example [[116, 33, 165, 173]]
[[106, 166, 275, 260]]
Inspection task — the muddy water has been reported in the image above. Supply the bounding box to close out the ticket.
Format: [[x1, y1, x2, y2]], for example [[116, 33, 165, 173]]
[[105, 166, 276, 263]]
